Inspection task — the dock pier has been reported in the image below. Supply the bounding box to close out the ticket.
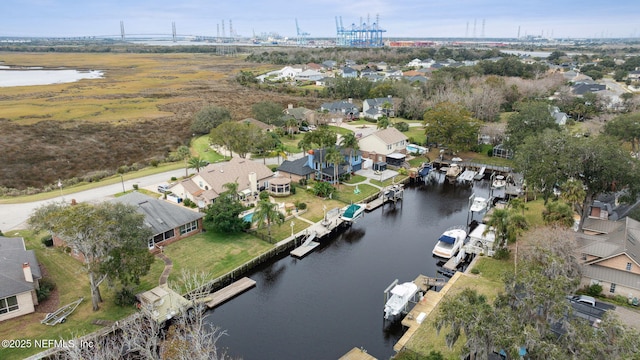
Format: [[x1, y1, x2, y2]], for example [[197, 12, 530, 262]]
[[206, 277, 256, 309]]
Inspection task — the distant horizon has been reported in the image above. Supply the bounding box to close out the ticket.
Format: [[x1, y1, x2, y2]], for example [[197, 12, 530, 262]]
[[1, 0, 638, 39]]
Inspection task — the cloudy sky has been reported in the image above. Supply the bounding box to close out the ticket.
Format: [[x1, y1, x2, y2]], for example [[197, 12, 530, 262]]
[[1, 0, 638, 39]]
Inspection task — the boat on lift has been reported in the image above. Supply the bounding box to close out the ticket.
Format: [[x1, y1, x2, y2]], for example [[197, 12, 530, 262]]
[[432, 226, 467, 259], [470, 197, 489, 213], [340, 203, 365, 223], [384, 281, 419, 320], [492, 175, 506, 189]]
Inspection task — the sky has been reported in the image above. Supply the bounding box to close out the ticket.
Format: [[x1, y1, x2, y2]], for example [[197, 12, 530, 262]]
[[1, 0, 638, 39]]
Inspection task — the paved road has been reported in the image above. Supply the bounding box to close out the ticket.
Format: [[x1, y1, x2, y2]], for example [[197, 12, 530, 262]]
[[0, 168, 190, 232], [0, 152, 309, 233]]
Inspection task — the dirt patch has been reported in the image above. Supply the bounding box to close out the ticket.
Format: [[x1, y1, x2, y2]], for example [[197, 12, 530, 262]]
[[35, 263, 60, 314]]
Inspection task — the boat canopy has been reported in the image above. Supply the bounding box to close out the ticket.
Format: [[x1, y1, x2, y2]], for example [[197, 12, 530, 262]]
[[438, 234, 456, 244], [343, 204, 361, 219]]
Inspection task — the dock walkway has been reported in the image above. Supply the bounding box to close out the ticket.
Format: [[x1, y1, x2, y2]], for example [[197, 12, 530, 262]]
[[394, 272, 463, 352], [206, 277, 256, 309]]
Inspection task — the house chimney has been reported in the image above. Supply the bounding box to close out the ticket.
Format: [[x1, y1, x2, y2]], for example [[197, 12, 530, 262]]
[[348, 98, 353, 104], [249, 172, 258, 194], [288, 104, 293, 109], [23, 263, 33, 283]]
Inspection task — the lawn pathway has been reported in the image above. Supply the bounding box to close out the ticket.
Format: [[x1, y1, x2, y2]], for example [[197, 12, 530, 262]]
[[156, 253, 173, 285]]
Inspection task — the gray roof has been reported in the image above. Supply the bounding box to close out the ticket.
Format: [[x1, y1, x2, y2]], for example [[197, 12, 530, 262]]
[[278, 157, 314, 177], [111, 192, 203, 236], [0, 237, 41, 298]]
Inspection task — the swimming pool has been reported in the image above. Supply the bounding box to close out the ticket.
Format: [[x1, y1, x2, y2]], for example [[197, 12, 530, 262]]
[[242, 212, 254, 222], [406, 143, 428, 154]]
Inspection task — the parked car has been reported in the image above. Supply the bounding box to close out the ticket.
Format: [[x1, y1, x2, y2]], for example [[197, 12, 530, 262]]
[[157, 184, 170, 193], [572, 295, 596, 307]]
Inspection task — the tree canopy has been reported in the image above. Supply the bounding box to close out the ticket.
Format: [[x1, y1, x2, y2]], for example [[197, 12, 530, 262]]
[[203, 183, 247, 234], [514, 130, 640, 230], [504, 101, 559, 152], [191, 105, 232, 135], [251, 101, 284, 125], [422, 102, 480, 153], [28, 201, 154, 311]]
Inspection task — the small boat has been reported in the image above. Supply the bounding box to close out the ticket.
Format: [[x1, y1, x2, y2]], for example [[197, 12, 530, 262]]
[[432, 227, 467, 259], [470, 197, 489, 213], [445, 163, 462, 179], [384, 281, 419, 320], [492, 175, 506, 189], [340, 203, 365, 223]]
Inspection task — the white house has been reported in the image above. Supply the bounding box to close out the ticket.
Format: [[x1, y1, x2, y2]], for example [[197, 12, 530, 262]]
[[358, 127, 408, 164]]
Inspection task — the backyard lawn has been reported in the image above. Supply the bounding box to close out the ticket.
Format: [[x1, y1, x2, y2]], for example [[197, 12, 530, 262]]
[[0, 229, 164, 360]]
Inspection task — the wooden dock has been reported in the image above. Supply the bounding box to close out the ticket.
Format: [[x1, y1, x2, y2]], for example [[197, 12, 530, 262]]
[[394, 272, 463, 352], [290, 232, 321, 258], [339, 347, 377, 360], [206, 277, 256, 309]]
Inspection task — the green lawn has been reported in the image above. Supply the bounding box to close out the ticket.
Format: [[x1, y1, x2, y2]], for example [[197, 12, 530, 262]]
[[0, 229, 164, 360], [403, 257, 510, 359], [191, 136, 228, 164], [163, 231, 273, 291]]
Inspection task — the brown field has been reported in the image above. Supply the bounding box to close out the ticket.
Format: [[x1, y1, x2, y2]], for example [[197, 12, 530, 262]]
[[0, 52, 321, 190]]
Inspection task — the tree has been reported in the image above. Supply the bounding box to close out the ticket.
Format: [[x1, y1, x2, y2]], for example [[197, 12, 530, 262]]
[[483, 204, 528, 250], [513, 129, 573, 203], [188, 156, 208, 173], [376, 116, 390, 129], [28, 201, 153, 311], [285, 117, 298, 138], [504, 101, 559, 153], [203, 182, 246, 233], [604, 112, 640, 155], [177, 145, 191, 178], [252, 199, 283, 238], [433, 227, 640, 359], [559, 178, 586, 215], [298, 126, 337, 179], [515, 131, 640, 230], [252, 101, 283, 125], [325, 146, 343, 184], [339, 132, 359, 173], [191, 105, 232, 135], [209, 121, 264, 158], [542, 200, 575, 228], [422, 102, 480, 153]]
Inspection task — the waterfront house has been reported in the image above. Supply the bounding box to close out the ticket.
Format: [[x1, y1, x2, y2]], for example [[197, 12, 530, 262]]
[[358, 127, 408, 164], [278, 147, 362, 183], [112, 192, 204, 251], [577, 217, 640, 300], [170, 157, 274, 208], [0, 237, 41, 322]]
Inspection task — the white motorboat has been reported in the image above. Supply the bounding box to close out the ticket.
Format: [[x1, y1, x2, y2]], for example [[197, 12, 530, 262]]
[[384, 281, 419, 320], [432, 227, 467, 259], [340, 203, 365, 223], [492, 175, 506, 189], [470, 197, 489, 213]]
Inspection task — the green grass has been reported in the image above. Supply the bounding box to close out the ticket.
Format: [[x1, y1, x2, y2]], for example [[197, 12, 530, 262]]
[[404, 257, 509, 358], [0, 229, 164, 360], [164, 231, 273, 290], [334, 183, 379, 203], [343, 175, 367, 184], [191, 136, 228, 164]]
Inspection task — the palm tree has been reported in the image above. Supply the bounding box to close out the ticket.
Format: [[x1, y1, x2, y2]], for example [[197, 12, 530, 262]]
[[285, 117, 298, 139], [339, 132, 359, 173], [176, 145, 191, 177], [560, 178, 586, 215], [270, 143, 288, 165], [252, 199, 283, 238], [325, 147, 344, 185], [376, 116, 390, 129], [188, 156, 208, 173]]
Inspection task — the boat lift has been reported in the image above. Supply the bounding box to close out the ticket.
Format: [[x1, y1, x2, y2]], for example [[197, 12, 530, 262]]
[[41, 297, 84, 326]]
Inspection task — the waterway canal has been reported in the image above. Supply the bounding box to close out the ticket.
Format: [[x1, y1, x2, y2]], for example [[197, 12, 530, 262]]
[[207, 176, 494, 359]]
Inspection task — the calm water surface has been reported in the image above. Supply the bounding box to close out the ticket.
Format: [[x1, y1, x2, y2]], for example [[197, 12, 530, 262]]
[[207, 177, 495, 359]]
